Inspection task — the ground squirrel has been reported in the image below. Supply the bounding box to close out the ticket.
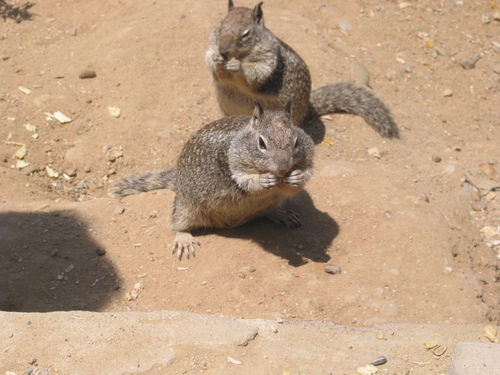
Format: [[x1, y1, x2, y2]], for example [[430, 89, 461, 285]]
[[206, 1, 399, 138], [111, 102, 315, 260]]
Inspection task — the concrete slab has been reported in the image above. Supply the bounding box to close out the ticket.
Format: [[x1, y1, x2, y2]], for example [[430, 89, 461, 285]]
[[1, 311, 498, 374]]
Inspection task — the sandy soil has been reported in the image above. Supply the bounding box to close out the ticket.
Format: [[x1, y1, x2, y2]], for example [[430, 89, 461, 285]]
[[1, 0, 499, 372]]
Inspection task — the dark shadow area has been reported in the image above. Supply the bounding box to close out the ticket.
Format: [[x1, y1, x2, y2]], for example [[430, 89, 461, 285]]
[[194, 191, 339, 267], [1, 0, 35, 23], [302, 106, 327, 145], [0, 210, 120, 312]]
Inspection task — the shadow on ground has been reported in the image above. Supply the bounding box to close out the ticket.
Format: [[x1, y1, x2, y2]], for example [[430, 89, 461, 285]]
[[0, 0, 35, 23], [194, 191, 338, 266], [0, 210, 120, 312]]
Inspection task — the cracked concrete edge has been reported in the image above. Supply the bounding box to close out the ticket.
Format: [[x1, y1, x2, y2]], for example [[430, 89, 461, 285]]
[[1, 310, 498, 375], [448, 342, 500, 375]]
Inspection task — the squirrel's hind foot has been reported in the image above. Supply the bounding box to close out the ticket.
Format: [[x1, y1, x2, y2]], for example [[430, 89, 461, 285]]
[[267, 209, 301, 229], [172, 231, 200, 260]]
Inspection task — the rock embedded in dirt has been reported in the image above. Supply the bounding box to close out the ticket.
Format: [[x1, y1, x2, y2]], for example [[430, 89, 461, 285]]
[[79, 69, 96, 79], [324, 264, 342, 275], [96, 248, 106, 256], [64, 168, 77, 177], [108, 147, 123, 162], [21, 164, 39, 175], [471, 201, 487, 211], [115, 206, 125, 214], [442, 88, 453, 97]]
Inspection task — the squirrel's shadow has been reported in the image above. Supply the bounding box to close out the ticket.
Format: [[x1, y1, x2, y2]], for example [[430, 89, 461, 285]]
[[0, 210, 119, 312], [195, 191, 338, 267], [302, 109, 327, 145], [0, 1, 35, 23]]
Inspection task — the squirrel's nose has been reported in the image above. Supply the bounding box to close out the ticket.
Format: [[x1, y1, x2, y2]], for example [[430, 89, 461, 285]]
[[275, 160, 292, 178], [219, 47, 231, 61]]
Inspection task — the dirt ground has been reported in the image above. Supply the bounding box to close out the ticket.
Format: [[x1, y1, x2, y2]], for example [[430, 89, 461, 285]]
[[1, 0, 499, 371]]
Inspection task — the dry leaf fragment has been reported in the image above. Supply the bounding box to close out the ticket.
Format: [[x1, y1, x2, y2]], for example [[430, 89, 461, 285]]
[[227, 356, 242, 365], [14, 145, 27, 159], [46, 166, 59, 178], [25, 123, 37, 132], [16, 160, 30, 169], [18, 86, 31, 94], [484, 325, 498, 343], [424, 341, 438, 350], [53, 111, 72, 123]]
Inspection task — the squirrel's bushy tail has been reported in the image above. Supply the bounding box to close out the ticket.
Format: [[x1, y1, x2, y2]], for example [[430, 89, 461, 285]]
[[309, 81, 399, 138], [110, 169, 177, 197]]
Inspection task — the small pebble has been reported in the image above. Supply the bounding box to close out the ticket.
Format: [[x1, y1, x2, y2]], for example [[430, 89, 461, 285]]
[[21, 164, 39, 176], [50, 249, 58, 257], [383, 210, 393, 219], [79, 69, 96, 79], [108, 147, 123, 162], [368, 147, 381, 158], [432, 156, 442, 163], [28, 358, 37, 365], [69, 27, 78, 36], [75, 179, 86, 190], [83, 166, 92, 173], [442, 88, 453, 97], [324, 264, 342, 275], [64, 168, 77, 177], [96, 248, 106, 256], [460, 58, 477, 70], [114, 206, 125, 214], [471, 201, 487, 211]]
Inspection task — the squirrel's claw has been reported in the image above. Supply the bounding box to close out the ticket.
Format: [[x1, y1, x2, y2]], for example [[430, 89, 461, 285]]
[[224, 59, 241, 72], [284, 169, 305, 187], [172, 231, 200, 260], [259, 173, 281, 189]]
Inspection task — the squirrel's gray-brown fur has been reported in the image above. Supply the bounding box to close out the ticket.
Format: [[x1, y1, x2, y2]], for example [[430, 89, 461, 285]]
[[206, 1, 399, 138], [111, 102, 315, 260]]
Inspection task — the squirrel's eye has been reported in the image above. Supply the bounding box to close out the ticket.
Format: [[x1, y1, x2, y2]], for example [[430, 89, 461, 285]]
[[258, 136, 267, 150], [241, 29, 251, 38]]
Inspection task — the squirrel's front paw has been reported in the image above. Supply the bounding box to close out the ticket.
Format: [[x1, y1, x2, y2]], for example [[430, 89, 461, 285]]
[[212, 53, 225, 64], [284, 169, 305, 187], [171, 231, 200, 260], [260, 173, 281, 189], [224, 59, 241, 72]]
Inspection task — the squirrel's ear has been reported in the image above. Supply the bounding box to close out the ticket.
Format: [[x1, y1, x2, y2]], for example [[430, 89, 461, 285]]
[[228, 0, 234, 11], [285, 100, 292, 115], [252, 100, 263, 121], [252, 2, 264, 24]]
